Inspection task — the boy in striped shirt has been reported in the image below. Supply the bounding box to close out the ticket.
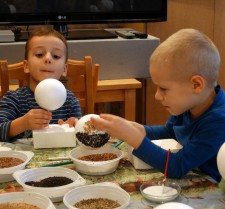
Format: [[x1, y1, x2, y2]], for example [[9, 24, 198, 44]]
[[0, 26, 82, 142]]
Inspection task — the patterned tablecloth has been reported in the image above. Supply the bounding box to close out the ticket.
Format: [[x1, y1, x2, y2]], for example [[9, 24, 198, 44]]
[[1, 140, 225, 209]]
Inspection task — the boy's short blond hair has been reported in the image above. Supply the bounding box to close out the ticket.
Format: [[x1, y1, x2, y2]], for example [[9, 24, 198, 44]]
[[150, 28, 220, 88], [25, 25, 68, 62]]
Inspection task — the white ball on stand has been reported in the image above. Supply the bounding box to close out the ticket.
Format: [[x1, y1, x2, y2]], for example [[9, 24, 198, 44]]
[[217, 142, 225, 179], [34, 78, 67, 111], [75, 114, 110, 149]]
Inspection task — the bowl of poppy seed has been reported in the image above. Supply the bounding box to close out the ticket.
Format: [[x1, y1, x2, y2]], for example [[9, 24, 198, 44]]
[[69, 143, 124, 175], [75, 114, 110, 149], [0, 150, 34, 183], [13, 167, 86, 202]]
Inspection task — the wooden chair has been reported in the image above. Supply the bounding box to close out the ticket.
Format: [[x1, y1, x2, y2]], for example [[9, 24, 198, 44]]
[[0, 60, 29, 98], [65, 56, 99, 114], [0, 57, 99, 115]]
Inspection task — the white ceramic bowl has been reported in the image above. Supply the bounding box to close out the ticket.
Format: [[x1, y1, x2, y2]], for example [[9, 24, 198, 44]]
[[140, 181, 181, 203], [69, 143, 124, 175], [63, 183, 130, 209], [13, 167, 86, 202], [0, 150, 34, 182], [0, 192, 55, 209]]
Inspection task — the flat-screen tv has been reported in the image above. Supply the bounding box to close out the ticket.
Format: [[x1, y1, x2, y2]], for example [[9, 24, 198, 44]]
[[0, 0, 167, 40]]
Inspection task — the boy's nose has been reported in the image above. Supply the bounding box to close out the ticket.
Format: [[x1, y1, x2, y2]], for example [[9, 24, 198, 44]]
[[155, 90, 163, 101], [44, 53, 52, 64]]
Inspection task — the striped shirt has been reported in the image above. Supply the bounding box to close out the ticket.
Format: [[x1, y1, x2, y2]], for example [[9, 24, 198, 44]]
[[0, 86, 82, 142]]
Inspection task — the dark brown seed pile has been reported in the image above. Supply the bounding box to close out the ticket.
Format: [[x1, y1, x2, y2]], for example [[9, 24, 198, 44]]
[[25, 176, 73, 187], [76, 132, 110, 148]]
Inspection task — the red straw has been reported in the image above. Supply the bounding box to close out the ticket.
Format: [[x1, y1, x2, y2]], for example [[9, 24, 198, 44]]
[[163, 149, 171, 186]]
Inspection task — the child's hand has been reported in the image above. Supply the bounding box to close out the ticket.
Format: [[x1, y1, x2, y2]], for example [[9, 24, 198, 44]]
[[23, 109, 52, 130], [90, 114, 145, 149], [58, 117, 78, 127]]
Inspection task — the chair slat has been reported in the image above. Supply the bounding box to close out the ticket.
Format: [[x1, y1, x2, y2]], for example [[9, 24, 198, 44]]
[[0, 56, 99, 115]]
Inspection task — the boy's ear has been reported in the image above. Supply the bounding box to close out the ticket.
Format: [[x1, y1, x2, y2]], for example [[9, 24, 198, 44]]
[[62, 63, 67, 77], [23, 60, 30, 73], [190, 75, 205, 93]]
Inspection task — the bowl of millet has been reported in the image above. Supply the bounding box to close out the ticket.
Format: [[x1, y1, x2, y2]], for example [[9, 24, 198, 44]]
[[63, 183, 130, 209], [0, 192, 56, 209]]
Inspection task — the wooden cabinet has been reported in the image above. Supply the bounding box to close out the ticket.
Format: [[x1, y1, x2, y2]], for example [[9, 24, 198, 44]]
[[214, 0, 225, 86]]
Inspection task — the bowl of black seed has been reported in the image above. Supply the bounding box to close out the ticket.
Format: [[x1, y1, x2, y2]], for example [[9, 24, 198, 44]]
[[13, 167, 86, 202], [75, 114, 110, 149], [69, 143, 124, 175]]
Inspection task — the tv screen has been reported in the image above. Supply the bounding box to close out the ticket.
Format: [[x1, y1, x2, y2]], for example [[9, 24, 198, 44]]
[[0, 0, 167, 26]]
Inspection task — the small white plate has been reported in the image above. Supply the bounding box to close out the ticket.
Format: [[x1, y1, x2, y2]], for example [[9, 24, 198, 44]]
[[140, 182, 181, 203]]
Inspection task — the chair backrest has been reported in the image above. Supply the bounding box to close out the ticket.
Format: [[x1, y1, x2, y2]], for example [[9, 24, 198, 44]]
[[0, 57, 99, 114], [0, 60, 29, 98], [65, 56, 99, 114]]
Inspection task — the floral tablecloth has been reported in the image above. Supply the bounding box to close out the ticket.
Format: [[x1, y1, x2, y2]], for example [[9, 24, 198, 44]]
[[1, 140, 225, 209]]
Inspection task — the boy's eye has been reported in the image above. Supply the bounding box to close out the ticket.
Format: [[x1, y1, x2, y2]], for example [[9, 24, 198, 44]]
[[159, 87, 167, 91], [53, 55, 61, 59], [35, 53, 43, 58]]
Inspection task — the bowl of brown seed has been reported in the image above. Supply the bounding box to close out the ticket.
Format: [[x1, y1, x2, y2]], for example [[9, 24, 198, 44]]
[[0, 191, 56, 209], [69, 143, 124, 175], [0, 150, 34, 182], [63, 182, 130, 209], [13, 167, 86, 202]]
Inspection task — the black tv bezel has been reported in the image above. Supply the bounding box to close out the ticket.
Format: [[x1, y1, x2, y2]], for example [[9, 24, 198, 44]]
[[0, 1, 167, 26]]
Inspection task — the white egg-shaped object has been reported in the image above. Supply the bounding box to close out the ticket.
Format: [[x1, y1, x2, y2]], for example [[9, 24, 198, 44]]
[[155, 202, 194, 209], [75, 114, 110, 148], [35, 78, 67, 111], [217, 142, 225, 179]]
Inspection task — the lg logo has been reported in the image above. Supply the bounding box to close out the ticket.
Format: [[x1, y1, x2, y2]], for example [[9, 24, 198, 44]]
[[58, 16, 67, 20]]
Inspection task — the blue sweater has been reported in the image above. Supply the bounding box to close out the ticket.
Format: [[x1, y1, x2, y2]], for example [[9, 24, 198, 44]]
[[0, 86, 82, 142], [133, 85, 225, 182]]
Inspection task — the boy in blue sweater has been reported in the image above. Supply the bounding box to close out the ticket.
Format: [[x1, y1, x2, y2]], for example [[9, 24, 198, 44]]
[[0, 26, 82, 142], [91, 28, 225, 182]]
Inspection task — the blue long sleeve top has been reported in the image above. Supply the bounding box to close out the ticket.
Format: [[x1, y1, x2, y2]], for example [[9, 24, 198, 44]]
[[133, 85, 225, 182], [0, 86, 82, 142]]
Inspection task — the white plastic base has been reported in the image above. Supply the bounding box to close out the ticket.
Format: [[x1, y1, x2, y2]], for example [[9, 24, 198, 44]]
[[128, 139, 183, 169], [32, 124, 76, 149]]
